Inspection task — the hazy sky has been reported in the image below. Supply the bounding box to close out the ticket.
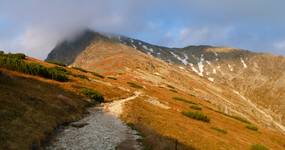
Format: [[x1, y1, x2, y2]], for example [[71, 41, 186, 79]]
[[1, 0, 285, 59]]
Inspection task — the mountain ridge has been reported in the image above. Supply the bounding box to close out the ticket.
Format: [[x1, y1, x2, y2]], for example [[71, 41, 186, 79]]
[[46, 30, 285, 135], [1, 30, 285, 149]]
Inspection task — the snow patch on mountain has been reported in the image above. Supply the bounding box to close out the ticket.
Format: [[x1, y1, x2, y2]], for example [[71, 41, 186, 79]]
[[182, 53, 189, 65], [208, 77, 214, 82], [206, 61, 211, 65], [228, 64, 234, 71], [240, 58, 248, 68], [197, 55, 205, 76], [170, 52, 189, 65], [131, 44, 137, 49], [213, 68, 217, 74], [214, 52, 219, 61], [143, 45, 154, 52], [190, 63, 200, 75]]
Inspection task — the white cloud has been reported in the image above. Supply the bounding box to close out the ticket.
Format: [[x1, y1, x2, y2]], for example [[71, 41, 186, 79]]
[[160, 26, 235, 47], [273, 41, 285, 50], [1, 0, 285, 58], [17, 28, 60, 59]]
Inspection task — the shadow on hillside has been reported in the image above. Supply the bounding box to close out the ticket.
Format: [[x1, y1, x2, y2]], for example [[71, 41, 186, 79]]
[[129, 123, 196, 150], [0, 69, 88, 150], [46, 30, 108, 65]]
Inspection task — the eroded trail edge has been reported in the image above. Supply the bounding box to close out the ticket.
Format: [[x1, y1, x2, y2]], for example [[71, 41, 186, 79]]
[[46, 92, 142, 150]]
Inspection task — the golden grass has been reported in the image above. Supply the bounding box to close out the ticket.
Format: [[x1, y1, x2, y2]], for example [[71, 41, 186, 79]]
[[2, 48, 285, 150], [121, 85, 285, 150], [0, 69, 88, 149]]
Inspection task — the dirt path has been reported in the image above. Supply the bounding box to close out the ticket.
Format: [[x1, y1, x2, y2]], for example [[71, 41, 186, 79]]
[[46, 92, 142, 150], [104, 91, 142, 117]]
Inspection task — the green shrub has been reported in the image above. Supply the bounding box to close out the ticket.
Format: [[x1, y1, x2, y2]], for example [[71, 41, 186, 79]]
[[44, 66, 69, 82], [0, 52, 26, 60], [107, 76, 117, 80], [246, 124, 258, 131], [250, 144, 268, 150], [167, 85, 175, 89], [0, 52, 68, 82], [211, 127, 227, 134], [173, 97, 197, 105], [182, 111, 210, 122], [91, 72, 104, 79], [81, 88, 104, 103], [53, 66, 70, 74], [8, 53, 26, 59], [46, 60, 66, 67], [230, 116, 251, 124], [169, 89, 178, 93], [190, 105, 202, 110], [73, 74, 89, 80], [127, 82, 143, 89], [212, 109, 251, 124], [72, 67, 88, 73]]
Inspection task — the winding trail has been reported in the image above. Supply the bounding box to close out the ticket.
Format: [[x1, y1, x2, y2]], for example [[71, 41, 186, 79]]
[[105, 91, 142, 117], [46, 92, 142, 150]]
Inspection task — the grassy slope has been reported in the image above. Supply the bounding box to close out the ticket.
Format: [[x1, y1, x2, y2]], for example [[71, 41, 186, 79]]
[[0, 69, 89, 149], [122, 84, 285, 150], [0, 54, 131, 150], [66, 40, 285, 149], [1, 49, 285, 150]]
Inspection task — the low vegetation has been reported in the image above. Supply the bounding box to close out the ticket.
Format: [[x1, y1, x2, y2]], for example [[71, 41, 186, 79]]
[[246, 124, 258, 131], [182, 111, 210, 122], [91, 72, 104, 79], [0, 52, 69, 82], [107, 76, 117, 80], [0, 71, 87, 149], [127, 82, 143, 89], [230, 115, 251, 124], [211, 127, 227, 134], [209, 108, 251, 124], [46, 60, 66, 67], [72, 74, 89, 80], [167, 84, 175, 89], [250, 144, 268, 150], [173, 97, 197, 105], [72, 67, 88, 73], [80, 88, 104, 103], [71, 67, 105, 79], [190, 105, 202, 110], [1, 52, 26, 59], [169, 89, 178, 93]]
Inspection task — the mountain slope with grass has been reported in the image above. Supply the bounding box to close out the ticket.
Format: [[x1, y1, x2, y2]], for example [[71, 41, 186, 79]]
[[0, 52, 133, 149], [43, 30, 285, 149]]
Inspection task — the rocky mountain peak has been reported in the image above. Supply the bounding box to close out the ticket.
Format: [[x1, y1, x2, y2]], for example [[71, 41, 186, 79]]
[[46, 29, 285, 134]]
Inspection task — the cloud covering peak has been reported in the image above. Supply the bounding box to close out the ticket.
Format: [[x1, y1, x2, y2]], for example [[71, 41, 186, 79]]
[[1, 0, 285, 59]]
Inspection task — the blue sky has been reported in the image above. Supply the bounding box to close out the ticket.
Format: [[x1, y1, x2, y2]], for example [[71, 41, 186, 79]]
[[1, 0, 285, 59]]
